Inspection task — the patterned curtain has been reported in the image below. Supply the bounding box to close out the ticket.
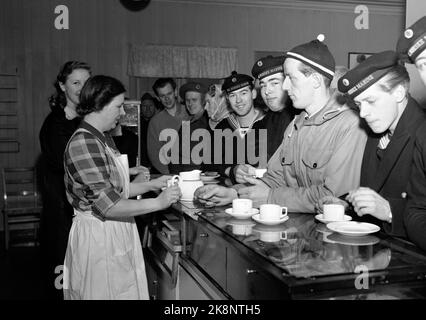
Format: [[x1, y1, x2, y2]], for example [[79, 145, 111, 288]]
[[127, 44, 237, 78]]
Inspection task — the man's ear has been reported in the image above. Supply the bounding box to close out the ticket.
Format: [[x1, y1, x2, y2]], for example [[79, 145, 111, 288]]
[[311, 73, 322, 89], [392, 84, 407, 103], [251, 88, 257, 100]]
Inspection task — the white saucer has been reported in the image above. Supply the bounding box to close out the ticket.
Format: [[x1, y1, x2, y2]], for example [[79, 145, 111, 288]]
[[326, 221, 380, 237], [227, 218, 256, 226], [315, 214, 352, 224], [203, 179, 220, 185], [200, 173, 220, 182], [252, 214, 289, 226], [225, 208, 259, 219]]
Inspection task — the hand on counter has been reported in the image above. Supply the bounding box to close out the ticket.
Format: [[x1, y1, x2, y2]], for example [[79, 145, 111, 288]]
[[237, 177, 270, 207], [234, 164, 256, 184], [156, 185, 181, 209], [346, 187, 392, 222], [194, 185, 238, 207]]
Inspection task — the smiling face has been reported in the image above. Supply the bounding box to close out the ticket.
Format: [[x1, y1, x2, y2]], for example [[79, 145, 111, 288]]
[[156, 83, 177, 110], [99, 93, 126, 131], [282, 58, 315, 110], [353, 82, 400, 134], [59, 68, 91, 108], [415, 50, 426, 87], [259, 73, 286, 112], [227, 86, 256, 117]]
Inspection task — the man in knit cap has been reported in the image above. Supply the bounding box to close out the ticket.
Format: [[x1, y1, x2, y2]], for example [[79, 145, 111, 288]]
[[195, 36, 367, 212]]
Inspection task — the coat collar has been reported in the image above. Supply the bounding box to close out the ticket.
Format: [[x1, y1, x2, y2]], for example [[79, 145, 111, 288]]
[[294, 91, 350, 128]]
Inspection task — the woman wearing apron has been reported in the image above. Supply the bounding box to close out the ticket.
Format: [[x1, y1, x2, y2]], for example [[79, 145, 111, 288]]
[[63, 75, 181, 300]]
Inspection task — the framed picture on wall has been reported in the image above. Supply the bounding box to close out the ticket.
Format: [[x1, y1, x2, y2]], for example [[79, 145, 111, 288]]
[[348, 52, 373, 69]]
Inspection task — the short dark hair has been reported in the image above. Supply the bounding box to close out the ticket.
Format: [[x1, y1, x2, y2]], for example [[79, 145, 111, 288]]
[[378, 65, 410, 94], [152, 78, 176, 96], [77, 75, 126, 116], [49, 61, 91, 111]]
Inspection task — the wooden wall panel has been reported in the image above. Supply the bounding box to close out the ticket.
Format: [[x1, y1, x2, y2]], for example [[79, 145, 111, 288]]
[[0, 0, 404, 172]]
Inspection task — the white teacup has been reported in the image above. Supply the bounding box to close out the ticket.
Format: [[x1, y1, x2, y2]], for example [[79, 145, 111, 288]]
[[167, 175, 181, 187], [232, 199, 253, 214], [259, 204, 288, 221], [259, 204, 287, 221], [254, 168, 267, 178], [259, 231, 287, 242], [323, 204, 345, 221]]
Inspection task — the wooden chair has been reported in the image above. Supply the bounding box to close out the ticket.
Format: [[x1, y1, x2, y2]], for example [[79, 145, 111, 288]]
[[1, 167, 42, 249]]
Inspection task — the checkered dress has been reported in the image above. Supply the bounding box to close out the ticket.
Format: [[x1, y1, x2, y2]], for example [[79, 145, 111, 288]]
[[64, 122, 123, 220]]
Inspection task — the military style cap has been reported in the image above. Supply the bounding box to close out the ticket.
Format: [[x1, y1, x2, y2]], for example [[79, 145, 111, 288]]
[[221, 71, 254, 94], [251, 55, 285, 80], [396, 16, 426, 63], [283, 34, 335, 79], [141, 92, 155, 102], [179, 82, 208, 100], [338, 51, 400, 98]]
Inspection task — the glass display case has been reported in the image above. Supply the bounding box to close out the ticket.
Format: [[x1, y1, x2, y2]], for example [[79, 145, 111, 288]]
[[118, 99, 141, 166]]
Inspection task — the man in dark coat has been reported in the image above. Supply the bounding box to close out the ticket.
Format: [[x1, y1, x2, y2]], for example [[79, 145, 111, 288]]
[[233, 55, 295, 183], [337, 51, 426, 237], [397, 16, 426, 249]]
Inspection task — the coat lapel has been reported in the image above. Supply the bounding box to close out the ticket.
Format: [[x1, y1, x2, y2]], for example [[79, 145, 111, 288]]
[[371, 133, 410, 191], [369, 97, 422, 191]]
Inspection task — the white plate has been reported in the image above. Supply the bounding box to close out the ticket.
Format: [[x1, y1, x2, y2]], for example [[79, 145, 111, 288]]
[[326, 233, 380, 246], [315, 214, 352, 224], [326, 221, 380, 237], [180, 198, 194, 202], [252, 213, 289, 226], [225, 208, 259, 219]]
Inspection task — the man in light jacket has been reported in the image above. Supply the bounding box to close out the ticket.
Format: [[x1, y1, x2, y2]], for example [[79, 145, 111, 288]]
[[196, 36, 368, 212]]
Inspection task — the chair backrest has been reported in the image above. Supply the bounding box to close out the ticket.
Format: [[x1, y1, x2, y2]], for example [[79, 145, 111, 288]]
[[1, 167, 42, 211]]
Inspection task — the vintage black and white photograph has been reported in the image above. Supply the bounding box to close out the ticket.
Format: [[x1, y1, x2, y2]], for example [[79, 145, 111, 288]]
[[1, 0, 426, 307]]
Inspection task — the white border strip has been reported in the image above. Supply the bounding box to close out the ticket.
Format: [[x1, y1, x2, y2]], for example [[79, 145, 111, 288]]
[[286, 51, 335, 77], [156, 0, 404, 15]]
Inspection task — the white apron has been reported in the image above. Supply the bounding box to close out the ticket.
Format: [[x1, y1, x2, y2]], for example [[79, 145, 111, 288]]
[[63, 129, 149, 300]]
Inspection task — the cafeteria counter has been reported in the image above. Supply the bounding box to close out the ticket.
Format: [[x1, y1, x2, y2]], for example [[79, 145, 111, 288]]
[[141, 200, 426, 300]]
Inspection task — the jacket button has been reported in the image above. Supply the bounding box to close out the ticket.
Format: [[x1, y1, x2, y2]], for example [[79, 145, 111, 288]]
[[401, 192, 407, 199], [313, 163, 317, 168]]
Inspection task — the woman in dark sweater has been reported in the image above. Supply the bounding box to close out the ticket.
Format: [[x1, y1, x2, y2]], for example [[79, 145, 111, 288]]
[[39, 61, 91, 299]]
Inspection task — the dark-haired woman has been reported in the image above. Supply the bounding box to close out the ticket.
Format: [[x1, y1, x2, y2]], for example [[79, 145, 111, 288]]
[[63, 75, 181, 300], [39, 61, 91, 299]]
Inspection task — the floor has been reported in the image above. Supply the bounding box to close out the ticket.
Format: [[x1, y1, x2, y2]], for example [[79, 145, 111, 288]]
[[0, 231, 48, 300]]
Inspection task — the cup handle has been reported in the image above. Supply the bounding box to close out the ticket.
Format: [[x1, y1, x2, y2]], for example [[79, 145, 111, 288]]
[[281, 207, 288, 216], [171, 175, 181, 185], [168, 175, 181, 187], [280, 231, 287, 240]]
